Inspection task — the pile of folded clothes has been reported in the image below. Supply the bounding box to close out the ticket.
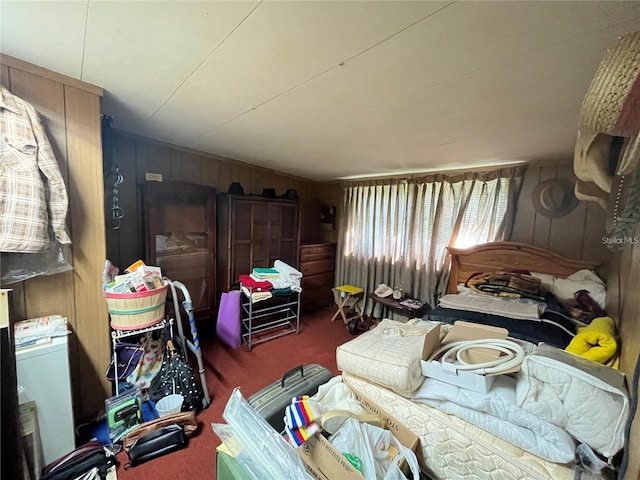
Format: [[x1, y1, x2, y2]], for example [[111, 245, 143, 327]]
[[239, 260, 303, 302]]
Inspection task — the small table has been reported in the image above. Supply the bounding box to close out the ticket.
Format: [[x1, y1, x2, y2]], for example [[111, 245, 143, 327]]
[[367, 293, 430, 319], [331, 285, 364, 324]]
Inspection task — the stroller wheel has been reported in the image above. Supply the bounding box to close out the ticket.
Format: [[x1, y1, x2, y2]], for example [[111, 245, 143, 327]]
[[348, 319, 359, 335]]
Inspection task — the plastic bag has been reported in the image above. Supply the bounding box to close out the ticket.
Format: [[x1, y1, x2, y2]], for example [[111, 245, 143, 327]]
[[329, 417, 420, 480], [212, 388, 313, 480], [1, 240, 72, 284]]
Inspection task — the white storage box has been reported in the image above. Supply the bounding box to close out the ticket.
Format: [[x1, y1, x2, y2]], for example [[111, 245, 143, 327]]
[[421, 321, 521, 394]]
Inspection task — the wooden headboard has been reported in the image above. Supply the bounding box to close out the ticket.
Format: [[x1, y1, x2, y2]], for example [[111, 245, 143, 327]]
[[447, 242, 599, 294]]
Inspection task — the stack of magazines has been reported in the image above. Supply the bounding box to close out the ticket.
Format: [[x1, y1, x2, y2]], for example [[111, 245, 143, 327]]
[[399, 298, 424, 310], [14, 315, 69, 349]]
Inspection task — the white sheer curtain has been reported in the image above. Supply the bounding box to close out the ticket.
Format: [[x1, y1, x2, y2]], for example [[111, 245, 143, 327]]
[[336, 168, 524, 317]]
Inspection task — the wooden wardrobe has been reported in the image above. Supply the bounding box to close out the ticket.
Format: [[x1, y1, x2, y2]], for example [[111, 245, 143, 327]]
[[216, 195, 300, 299], [140, 181, 218, 322]]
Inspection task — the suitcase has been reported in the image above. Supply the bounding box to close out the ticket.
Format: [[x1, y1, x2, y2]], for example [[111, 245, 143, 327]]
[[248, 364, 333, 433]]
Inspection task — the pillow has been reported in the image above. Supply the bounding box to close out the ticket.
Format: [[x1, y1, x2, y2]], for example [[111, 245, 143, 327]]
[[531, 270, 606, 309], [529, 272, 555, 291]]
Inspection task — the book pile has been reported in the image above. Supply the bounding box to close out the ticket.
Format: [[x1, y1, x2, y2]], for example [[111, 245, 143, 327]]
[[399, 298, 424, 310], [14, 315, 69, 349], [103, 259, 164, 293]]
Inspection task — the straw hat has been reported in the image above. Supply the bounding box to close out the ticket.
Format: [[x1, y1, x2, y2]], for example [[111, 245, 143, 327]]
[[532, 179, 579, 218], [578, 31, 640, 175]]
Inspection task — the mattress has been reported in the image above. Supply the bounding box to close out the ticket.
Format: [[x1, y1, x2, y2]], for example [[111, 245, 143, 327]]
[[516, 344, 629, 459], [342, 373, 606, 480], [425, 306, 575, 348], [336, 319, 439, 396]]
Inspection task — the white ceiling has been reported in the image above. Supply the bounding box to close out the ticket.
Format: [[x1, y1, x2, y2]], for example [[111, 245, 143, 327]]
[[2, 1, 639, 182]]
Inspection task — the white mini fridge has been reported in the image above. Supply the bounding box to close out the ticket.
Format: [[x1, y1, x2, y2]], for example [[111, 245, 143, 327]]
[[16, 335, 75, 465]]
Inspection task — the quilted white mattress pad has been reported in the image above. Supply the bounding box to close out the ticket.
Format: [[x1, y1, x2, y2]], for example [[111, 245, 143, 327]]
[[516, 344, 629, 459], [342, 373, 606, 480], [336, 319, 439, 396]]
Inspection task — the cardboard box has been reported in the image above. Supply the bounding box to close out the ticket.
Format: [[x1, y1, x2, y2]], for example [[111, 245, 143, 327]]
[[297, 387, 420, 480], [421, 321, 520, 394]]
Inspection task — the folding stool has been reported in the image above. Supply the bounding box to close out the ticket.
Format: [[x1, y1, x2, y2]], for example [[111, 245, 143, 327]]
[[330, 285, 364, 324]]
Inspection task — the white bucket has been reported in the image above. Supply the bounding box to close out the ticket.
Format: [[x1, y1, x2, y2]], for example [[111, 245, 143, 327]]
[[156, 394, 184, 417]]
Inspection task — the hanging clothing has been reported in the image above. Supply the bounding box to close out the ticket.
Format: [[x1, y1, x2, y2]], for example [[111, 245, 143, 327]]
[[0, 86, 70, 253]]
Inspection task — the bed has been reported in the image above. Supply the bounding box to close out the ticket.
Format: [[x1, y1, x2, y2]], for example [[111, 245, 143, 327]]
[[336, 241, 630, 480], [424, 242, 604, 349]]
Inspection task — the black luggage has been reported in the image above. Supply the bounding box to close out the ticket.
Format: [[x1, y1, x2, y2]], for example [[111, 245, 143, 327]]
[[41, 441, 115, 480], [248, 364, 333, 433]]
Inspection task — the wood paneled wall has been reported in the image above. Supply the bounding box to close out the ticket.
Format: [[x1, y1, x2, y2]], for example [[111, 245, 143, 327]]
[[105, 132, 323, 271], [607, 239, 640, 479], [317, 182, 342, 245], [511, 163, 611, 265], [1, 55, 109, 422]]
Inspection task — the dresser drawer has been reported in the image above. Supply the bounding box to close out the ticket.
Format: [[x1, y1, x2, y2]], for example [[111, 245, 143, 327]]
[[301, 287, 333, 309], [300, 259, 335, 276], [301, 272, 334, 289], [300, 244, 336, 259], [300, 243, 336, 313]]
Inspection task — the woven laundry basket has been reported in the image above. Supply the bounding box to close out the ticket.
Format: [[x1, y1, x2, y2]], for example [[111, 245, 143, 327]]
[[104, 283, 168, 330]]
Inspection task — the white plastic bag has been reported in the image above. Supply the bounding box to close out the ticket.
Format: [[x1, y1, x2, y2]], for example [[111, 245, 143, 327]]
[[329, 417, 420, 480]]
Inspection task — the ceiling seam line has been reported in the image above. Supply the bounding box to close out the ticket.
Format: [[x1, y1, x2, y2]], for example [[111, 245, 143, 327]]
[[143, 1, 263, 124], [222, 2, 639, 130], [219, 1, 458, 126], [80, 0, 89, 80], [243, 12, 630, 137], [219, 63, 342, 126], [219, 0, 457, 127], [340, 1, 457, 65]]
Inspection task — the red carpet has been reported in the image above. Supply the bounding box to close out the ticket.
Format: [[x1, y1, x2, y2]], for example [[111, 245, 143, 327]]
[[115, 307, 356, 479]]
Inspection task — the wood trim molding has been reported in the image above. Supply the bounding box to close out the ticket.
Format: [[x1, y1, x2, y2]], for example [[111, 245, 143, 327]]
[[0, 53, 103, 96]]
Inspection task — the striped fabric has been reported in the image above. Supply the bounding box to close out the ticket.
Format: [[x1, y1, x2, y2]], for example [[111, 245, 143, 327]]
[[0, 86, 70, 252]]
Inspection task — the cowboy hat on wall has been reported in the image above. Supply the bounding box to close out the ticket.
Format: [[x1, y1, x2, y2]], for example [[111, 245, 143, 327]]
[[532, 178, 580, 218]]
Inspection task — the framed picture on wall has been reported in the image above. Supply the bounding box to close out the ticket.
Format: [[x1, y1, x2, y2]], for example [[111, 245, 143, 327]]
[[320, 205, 336, 231]]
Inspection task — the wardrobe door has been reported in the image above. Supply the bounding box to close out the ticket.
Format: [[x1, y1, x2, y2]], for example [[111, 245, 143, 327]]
[[248, 201, 269, 269], [216, 195, 300, 300], [269, 203, 299, 268], [143, 182, 217, 322]]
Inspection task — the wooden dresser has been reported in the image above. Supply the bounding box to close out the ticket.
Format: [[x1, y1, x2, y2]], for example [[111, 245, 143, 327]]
[[299, 243, 336, 313]]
